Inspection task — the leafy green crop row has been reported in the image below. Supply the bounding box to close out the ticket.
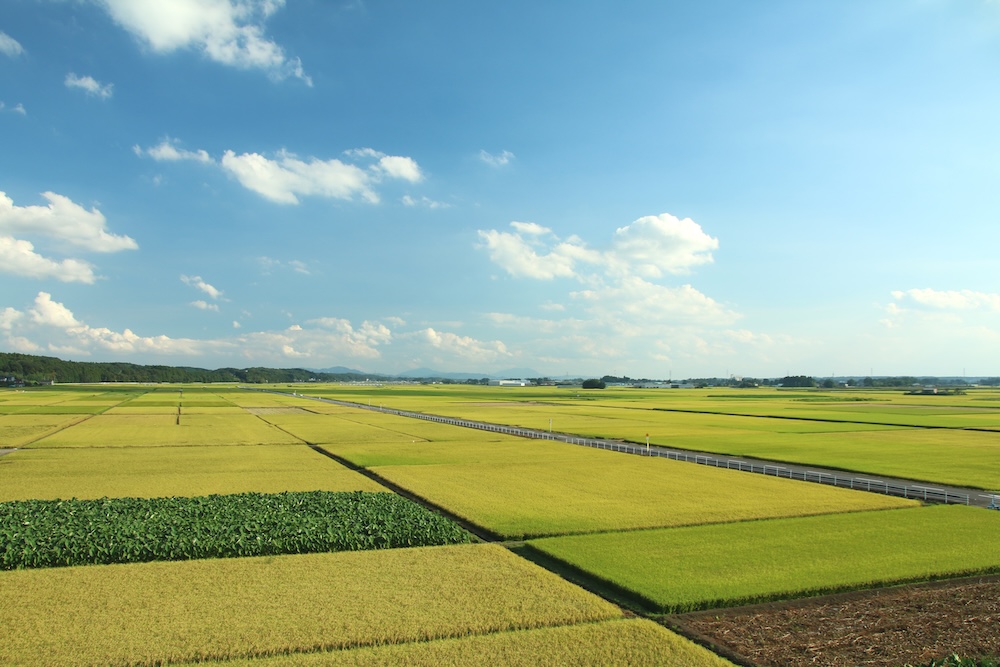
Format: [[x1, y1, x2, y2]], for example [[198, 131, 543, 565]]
[[0, 490, 472, 569]]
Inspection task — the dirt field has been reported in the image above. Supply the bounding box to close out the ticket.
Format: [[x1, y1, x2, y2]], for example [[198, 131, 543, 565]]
[[672, 576, 1000, 667]]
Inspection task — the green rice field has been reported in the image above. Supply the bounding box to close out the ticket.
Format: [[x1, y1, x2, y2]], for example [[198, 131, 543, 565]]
[[528, 504, 1000, 612]]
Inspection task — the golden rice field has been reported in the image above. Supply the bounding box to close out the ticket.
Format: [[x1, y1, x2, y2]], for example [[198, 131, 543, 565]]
[[295, 384, 1000, 490], [0, 544, 637, 667], [368, 443, 915, 539], [4, 382, 998, 666], [0, 444, 384, 501], [170, 618, 733, 667]]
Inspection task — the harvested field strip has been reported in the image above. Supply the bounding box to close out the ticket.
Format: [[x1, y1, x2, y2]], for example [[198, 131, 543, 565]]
[[0, 445, 386, 501], [675, 575, 1000, 667], [0, 491, 472, 569], [0, 543, 622, 667], [171, 618, 736, 667], [370, 445, 915, 539], [527, 505, 1000, 613]]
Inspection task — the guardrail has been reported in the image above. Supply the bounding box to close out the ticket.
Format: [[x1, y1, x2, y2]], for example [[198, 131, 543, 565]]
[[275, 391, 973, 507]]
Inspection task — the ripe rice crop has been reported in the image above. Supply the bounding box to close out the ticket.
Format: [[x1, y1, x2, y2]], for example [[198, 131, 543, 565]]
[[0, 414, 87, 447], [0, 543, 621, 667], [372, 444, 915, 539], [527, 505, 1000, 612], [170, 618, 735, 667], [0, 491, 471, 569], [0, 444, 385, 501], [29, 413, 302, 447]]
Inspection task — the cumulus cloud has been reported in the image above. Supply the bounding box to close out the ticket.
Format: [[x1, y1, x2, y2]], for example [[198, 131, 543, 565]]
[[0, 190, 136, 283], [0, 237, 98, 283], [892, 288, 1000, 311], [0, 31, 24, 58], [478, 214, 717, 283], [477, 225, 592, 280], [401, 195, 449, 209], [607, 213, 718, 277], [136, 140, 423, 205], [134, 138, 212, 163], [573, 277, 739, 326], [479, 149, 514, 167], [220, 150, 376, 204], [420, 327, 511, 363], [65, 73, 114, 99], [181, 275, 223, 300], [0, 191, 138, 253], [97, 0, 311, 84], [192, 300, 220, 311]]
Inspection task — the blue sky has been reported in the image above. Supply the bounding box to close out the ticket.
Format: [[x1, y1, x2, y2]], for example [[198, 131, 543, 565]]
[[1, 0, 999, 378]]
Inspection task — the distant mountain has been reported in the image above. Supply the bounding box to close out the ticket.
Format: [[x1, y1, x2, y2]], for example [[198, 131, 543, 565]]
[[311, 365, 371, 375], [396, 367, 544, 381]]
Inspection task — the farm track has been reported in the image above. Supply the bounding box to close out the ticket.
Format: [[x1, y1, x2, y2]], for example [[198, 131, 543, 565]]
[[261, 390, 1000, 509]]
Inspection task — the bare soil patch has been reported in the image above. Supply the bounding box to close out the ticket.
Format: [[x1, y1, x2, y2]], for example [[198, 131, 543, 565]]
[[672, 576, 1000, 667]]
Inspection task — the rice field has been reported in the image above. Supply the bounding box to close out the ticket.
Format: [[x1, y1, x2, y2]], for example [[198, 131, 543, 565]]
[[3, 382, 998, 665], [297, 384, 1000, 490], [0, 544, 629, 667], [171, 618, 733, 667], [0, 444, 384, 500], [369, 440, 915, 539], [527, 505, 1000, 612]]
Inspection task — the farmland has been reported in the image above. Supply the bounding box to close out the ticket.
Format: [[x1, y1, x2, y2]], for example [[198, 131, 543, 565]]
[[2, 382, 999, 665], [297, 384, 1000, 489]]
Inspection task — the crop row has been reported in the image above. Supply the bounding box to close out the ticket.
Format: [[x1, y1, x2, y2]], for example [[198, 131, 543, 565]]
[[0, 490, 472, 569]]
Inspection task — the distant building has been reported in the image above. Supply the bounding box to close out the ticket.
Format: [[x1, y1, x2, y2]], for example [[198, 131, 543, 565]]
[[488, 379, 528, 387]]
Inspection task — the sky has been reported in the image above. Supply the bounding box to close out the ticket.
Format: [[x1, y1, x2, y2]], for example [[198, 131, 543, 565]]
[[1, 0, 999, 379]]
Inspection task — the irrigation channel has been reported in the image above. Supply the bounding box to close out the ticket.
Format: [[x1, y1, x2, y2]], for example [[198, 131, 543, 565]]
[[266, 390, 1000, 510]]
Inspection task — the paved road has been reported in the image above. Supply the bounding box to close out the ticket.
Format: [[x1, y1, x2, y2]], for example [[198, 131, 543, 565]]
[[271, 390, 1000, 510]]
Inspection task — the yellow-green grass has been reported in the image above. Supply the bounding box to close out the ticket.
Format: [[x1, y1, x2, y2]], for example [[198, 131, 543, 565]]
[[102, 405, 182, 414], [324, 432, 575, 468], [171, 618, 735, 667], [0, 544, 622, 667], [528, 505, 1000, 612], [370, 443, 915, 539], [257, 412, 434, 446], [0, 444, 383, 500], [0, 414, 89, 447], [27, 413, 302, 447]]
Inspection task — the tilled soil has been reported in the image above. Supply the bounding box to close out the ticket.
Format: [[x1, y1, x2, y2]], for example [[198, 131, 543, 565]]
[[671, 576, 1000, 667]]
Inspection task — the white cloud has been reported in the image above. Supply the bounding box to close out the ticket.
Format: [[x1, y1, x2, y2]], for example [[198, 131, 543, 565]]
[[401, 195, 449, 209], [0, 191, 138, 253], [220, 150, 378, 204], [136, 141, 422, 205], [288, 260, 310, 275], [232, 320, 241, 329], [892, 288, 1000, 311], [0, 237, 98, 283], [0, 307, 23, 330], [181, 275, 223, 300], [607, 213, 718, 277], [135, 138, 213, 163], [30, 292, 82, 329], [65, 73, 114, 99], [477, 227, 585, 280], [420, 327, 511, 363], [1, 101, 27, 116], [0, 31, 24, 58], [192, 300, 220, 311], [573, 277, 739, 326], [480, 149, 514, 167], [377, 155, 423, 183], [510, 221, 551, 236], [98, 0, 311, 84]]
